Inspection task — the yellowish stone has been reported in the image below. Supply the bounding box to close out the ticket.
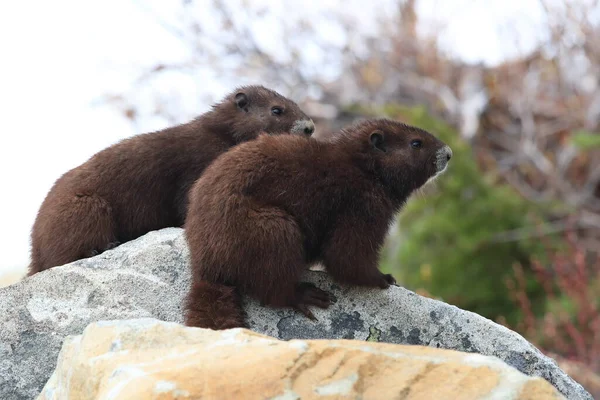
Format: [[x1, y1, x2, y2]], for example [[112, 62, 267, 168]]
[[38, 319, 565, 400]]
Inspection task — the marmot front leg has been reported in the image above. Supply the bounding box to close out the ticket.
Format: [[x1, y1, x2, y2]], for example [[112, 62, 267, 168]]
[[320, 216, 396, 289]]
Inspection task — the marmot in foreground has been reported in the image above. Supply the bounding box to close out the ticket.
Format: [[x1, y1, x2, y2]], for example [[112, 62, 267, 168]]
[[184, 118, 452, 329], [28, 85, 315, 275]]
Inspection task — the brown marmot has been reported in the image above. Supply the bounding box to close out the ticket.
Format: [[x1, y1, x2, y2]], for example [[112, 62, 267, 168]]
[[184, 118, 452, 329], [28, 85, 315, 275]]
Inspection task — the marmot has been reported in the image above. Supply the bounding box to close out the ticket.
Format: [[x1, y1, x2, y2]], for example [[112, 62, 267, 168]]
[[184, 118, 452, 329], [28, 85, 315, 275]]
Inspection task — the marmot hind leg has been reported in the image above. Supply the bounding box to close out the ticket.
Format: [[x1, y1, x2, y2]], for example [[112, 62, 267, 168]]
[[28, 193, 117, 275], [290, 282, 333, 320], [185, 203, 334, 329]]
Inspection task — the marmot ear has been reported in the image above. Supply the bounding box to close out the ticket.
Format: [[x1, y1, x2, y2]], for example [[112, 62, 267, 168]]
[[370, 130, 386, 152], [235, 92, 249, 111]]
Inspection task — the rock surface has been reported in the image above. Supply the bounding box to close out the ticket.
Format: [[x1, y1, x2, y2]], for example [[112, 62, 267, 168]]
[[0, 228, 591, 400], [38, 318, 565, 400]]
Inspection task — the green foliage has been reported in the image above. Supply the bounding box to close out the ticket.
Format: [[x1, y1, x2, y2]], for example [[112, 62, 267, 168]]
[[351, 104, 553, 325], [571, 130, 600, 149]]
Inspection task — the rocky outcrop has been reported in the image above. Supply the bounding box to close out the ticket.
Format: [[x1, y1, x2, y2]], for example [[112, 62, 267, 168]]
[[0, 228, 591, 400], [38, 318, 565, 400]]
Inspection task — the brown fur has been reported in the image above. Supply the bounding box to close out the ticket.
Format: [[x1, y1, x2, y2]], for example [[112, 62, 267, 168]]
[[28, 85, 315, 275], [184, 118, 452, 329]]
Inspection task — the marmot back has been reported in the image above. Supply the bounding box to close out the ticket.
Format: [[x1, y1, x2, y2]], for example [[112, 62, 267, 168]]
[[184, 118, 452, 329], [28, 85, 315, 275]]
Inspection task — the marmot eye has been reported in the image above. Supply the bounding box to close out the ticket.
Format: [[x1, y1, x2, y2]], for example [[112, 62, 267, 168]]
[[271, 107, 283, 116], [411, 139, 422, 149]]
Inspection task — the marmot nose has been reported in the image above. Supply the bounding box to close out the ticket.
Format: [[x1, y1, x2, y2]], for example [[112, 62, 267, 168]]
[[292, 119, 316, 136], [302, 120, 315, 135], [444, 146, 452, 161]]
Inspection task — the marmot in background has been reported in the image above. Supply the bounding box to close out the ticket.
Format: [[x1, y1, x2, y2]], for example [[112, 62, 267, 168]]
[[184, 118, 452, 329], [28, 85, 315, 275]]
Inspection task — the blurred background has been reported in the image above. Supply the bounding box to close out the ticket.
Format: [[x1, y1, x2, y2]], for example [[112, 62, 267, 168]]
[[1, 0, 599, 395]]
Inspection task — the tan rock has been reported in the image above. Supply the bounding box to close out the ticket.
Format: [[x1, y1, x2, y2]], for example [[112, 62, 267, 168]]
[[38, 318, 565, 400], [0, 269, 25, 288]]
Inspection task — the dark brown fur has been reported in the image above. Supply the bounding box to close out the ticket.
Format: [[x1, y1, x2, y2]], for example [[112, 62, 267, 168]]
[[28, 85, 315, 275], [184, 118, 452, 329]]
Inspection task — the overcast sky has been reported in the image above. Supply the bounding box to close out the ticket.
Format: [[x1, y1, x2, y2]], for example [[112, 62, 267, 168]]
[[0, 0, 548, 278]]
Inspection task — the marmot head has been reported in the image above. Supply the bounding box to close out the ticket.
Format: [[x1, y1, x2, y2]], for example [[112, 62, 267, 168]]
[[211, 85, 315, 142], [341, 118, 452, 199]]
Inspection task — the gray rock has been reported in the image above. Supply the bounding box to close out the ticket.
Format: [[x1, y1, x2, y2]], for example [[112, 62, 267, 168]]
[[0, 228, 591, 400]]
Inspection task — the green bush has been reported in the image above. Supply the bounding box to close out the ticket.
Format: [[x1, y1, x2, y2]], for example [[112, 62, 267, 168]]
[[350, 104, 554, 325], [571, 130, 600, 149]]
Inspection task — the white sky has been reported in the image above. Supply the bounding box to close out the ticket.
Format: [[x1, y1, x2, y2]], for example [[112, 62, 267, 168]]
[[0, 0, 548, 278]]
